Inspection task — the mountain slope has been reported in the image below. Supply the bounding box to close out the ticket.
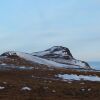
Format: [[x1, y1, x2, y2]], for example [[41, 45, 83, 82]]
[[0, 51, 74, 68], [0, 46, 91, 69], [32, 46, 91, 69]]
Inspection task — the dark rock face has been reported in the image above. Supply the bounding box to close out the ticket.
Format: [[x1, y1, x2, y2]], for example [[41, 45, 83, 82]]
[[81, 61, 90, 68], [47, 46, 73, 58], [34, 46, 73, 60], [1, 52, 17, 57], [1, 52, 21, 60]]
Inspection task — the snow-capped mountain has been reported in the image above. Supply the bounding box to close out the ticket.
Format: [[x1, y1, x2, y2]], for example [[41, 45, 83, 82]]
[[0, 46, 91, 69], [32, 46, 91, 69]]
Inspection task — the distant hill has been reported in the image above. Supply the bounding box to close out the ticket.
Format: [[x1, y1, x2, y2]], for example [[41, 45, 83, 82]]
[[0, 46, 91, 69]]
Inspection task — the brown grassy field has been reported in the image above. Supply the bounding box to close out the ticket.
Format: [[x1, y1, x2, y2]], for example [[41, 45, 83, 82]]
[[0, 67, 100, 100]]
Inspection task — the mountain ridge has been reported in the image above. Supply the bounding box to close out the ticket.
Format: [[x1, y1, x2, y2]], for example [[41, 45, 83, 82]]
[[0, 46, 91, 69]]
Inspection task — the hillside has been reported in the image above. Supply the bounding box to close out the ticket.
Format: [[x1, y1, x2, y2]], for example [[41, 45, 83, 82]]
[[0, 46, 91, 69]]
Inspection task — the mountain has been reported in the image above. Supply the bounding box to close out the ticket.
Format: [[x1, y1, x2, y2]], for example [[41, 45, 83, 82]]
[[0, 46, 91, 69], [32, 46, 91, 69]]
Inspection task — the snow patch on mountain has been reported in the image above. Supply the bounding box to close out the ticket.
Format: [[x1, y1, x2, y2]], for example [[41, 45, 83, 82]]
[[0, 51, 74, 68]]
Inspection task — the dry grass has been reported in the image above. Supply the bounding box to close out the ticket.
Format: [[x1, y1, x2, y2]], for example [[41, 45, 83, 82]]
[[0, 67, 100, 100]]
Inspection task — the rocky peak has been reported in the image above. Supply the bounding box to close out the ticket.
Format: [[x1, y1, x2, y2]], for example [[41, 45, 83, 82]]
[[1, 51, 18, 57], [33, 46, 73, 60], [46, 46, 73, 57]]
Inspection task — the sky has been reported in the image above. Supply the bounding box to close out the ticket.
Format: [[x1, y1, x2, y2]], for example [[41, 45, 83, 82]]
[[0, 0, 100, 61]]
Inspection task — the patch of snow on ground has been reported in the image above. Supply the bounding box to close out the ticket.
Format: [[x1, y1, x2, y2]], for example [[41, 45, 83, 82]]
[[0, 65, 34, 70], [80, 82, 85, 85], [81, 88, 85, 92], [88, 88, 91, 91], [58, 74, 100, 82], [0, 63, 7, 66], [19, 66, 33, 70], [3, 82, 7, 84], [0, 86, 5, 90], [52, 90, 56, 93], [21, 87, 31, 91]]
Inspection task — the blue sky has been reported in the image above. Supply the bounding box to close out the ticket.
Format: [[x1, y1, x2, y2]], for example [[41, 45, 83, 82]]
[[0, 0, 100, 61]]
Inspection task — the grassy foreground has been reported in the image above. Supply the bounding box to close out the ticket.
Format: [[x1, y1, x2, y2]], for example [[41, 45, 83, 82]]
[[0, 67, 100, 100]]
